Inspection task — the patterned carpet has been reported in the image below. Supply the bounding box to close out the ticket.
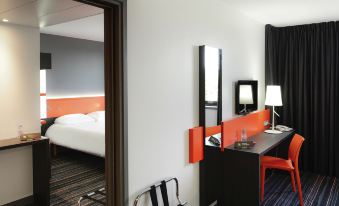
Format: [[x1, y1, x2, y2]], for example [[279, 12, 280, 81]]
[[49, 152, 339, 206], [262, 172, 339, 206], [50, 152, 105, 206]]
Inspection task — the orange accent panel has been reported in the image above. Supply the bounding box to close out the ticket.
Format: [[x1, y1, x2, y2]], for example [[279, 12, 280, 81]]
[[47, 96, 105, 118], [221, 109, 270, 151], [205, 125, 221, 137], [189, 126, 204, 163]]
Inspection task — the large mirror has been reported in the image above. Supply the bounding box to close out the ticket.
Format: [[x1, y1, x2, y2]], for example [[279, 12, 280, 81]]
[[199, 45, 222, 127]]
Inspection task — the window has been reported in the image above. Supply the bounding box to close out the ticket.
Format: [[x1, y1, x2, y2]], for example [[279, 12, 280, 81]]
[[40, 70, 47, 118]]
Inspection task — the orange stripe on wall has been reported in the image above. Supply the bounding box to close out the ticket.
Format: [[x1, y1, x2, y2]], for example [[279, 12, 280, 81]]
[[47, 96, 105, 118]]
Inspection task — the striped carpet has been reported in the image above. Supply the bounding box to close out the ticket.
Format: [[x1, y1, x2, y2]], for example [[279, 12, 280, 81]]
[[50, 152, 105, 206], [262, 172, 339, 206]]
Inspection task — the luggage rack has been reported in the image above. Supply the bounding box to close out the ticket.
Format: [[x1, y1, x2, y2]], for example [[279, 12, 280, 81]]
[[78, 187, 105, 206], [134, 177, 188, 206]]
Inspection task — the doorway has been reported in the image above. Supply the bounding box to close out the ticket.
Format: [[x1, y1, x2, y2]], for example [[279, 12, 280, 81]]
[[76, 1, 127, 205]]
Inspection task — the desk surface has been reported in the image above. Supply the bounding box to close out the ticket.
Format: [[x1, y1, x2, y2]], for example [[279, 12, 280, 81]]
[[225, 130, 294, 155], [0, 134, 48, 151]]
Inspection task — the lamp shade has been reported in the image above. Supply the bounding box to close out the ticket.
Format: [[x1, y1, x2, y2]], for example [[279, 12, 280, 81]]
[[265, 85, 282, 106], [239, 85, 253, 104]]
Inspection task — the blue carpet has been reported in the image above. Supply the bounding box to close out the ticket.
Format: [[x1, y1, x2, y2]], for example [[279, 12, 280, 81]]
[[262, 172, 339, 206]]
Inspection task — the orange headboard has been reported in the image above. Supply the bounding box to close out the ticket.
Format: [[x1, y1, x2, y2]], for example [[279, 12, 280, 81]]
[[221, 109, 270, 151], [47, 96, 105, 118]]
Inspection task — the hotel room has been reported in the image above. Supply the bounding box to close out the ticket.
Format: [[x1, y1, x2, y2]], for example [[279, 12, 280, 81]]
[[40, 12, 106, 205], [0, 0, 107, 205], [1, 0, 339, 206]]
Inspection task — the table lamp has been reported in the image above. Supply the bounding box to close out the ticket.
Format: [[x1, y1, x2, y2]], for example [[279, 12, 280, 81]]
[[265, 85, 282, 134], [239, 85, 253, 114]]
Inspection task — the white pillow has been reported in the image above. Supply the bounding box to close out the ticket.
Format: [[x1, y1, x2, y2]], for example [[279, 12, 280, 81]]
[[87, 111, 105, 122], [55, 113, 95, 125]]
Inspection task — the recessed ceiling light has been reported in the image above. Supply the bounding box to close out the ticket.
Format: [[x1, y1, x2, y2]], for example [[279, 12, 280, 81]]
[[2, 19, 9, 22]]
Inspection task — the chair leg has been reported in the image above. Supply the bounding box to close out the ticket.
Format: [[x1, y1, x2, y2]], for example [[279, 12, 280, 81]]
[[290, 171, 296, 192], [295, 169, 304, 206], [260, 166, 266, 202]]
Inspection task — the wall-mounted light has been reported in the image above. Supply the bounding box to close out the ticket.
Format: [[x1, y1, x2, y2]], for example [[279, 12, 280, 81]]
[[2, 19, 9, 22]]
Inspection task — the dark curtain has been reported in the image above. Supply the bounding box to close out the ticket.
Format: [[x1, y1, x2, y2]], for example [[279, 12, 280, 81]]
[[265, 22, 339, 177]]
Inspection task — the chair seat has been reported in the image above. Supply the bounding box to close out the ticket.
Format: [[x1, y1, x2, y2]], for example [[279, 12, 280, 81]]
[[261, 156, 294, 171]]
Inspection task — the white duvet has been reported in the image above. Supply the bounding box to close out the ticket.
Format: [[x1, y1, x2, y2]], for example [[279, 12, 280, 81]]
[[46, 121, 105, 157]]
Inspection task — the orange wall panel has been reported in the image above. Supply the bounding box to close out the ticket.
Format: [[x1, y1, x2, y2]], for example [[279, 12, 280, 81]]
[[221, 110, 270, 151], [47, 96, 105, 118], [189, 126, 204, 163]]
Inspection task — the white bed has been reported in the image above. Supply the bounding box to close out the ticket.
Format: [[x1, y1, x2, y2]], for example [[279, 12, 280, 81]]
[[46, 117, 105, 157]]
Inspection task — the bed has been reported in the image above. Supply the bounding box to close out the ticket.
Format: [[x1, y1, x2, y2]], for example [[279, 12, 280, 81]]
[[42, 96, 106, 157], [46, 120, 105, 157]]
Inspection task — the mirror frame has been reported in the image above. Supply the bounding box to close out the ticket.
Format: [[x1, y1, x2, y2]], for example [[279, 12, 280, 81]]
[[199, 45, 222, 128], [198, 45, 222, 206]]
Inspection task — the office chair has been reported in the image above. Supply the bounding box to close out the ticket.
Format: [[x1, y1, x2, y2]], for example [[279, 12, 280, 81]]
[[260, 134, 305, 206]]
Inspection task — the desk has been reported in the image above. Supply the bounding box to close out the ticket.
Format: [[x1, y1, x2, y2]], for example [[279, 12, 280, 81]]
[[0, 135, 50, 206], [203, 131, 294, 206]]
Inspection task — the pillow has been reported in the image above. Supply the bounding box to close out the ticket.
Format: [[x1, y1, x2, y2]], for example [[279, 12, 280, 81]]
[[55, 113, 95, 125], [87, 111, 105, 122]]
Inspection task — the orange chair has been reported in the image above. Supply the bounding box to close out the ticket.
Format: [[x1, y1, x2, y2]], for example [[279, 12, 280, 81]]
[[260, 134, 305, 206]]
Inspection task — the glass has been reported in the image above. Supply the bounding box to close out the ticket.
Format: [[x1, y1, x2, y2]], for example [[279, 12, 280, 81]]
[[241, 128, 247, 141]]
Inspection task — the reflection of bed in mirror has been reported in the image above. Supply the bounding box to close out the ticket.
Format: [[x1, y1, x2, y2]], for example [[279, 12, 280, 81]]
[[42, 96, 105, 157]]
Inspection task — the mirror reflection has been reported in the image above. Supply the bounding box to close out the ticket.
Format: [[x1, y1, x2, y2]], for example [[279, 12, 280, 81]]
[[199, 45, 222, 127], [235, 80, 258, 115]]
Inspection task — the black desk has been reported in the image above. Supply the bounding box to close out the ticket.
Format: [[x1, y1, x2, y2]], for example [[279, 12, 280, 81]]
[[203, 131, 294, 206], [0, 135, 50, 206]]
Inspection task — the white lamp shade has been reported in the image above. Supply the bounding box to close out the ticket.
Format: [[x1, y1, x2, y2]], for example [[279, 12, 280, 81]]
[[239, 85, 253, 104], [265, 85, 282, 106]]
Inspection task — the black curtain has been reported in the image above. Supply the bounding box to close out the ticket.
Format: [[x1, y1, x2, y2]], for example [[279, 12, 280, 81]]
[[265, 22, 339, 177]]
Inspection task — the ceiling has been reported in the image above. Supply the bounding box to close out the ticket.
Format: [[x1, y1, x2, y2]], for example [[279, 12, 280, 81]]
[[0, 0, 103, 41], [40, 14, 104, 42], [222, 0, 339, 27]]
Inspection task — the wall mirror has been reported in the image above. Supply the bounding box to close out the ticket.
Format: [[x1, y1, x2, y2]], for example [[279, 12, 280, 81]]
[[199, 45, 222, 128], [235, 80, 258, 115]]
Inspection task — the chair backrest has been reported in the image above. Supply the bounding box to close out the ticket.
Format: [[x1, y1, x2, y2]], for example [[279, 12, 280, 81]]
[[288, 134, 305, 164]]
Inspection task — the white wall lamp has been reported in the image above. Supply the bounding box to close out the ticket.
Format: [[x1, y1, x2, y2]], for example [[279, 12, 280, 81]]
[[265, 85, 283, 134]]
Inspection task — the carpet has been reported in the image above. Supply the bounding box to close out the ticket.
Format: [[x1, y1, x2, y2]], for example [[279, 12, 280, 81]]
[[50, 152, 105, 206]]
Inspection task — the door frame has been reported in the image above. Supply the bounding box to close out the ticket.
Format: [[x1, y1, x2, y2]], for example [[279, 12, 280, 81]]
[[75, 0, 127, 205]]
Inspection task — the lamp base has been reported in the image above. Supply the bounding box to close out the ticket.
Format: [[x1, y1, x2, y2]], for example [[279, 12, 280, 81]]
[[265, 129, 283, 134]]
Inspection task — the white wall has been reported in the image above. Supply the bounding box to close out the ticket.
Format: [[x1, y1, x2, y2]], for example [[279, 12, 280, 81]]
[[0, 23, 40, 204], [127, 0, 265, 205]]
